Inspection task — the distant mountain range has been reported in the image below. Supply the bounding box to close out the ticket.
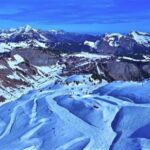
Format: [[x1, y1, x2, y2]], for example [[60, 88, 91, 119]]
[[0, 25, 150, 56], [0, 25, 150, 102], [0, 25, 99, 53], [0, 26, 150, 149]]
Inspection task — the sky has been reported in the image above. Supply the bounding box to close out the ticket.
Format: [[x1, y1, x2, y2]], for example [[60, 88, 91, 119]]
[[0, 0, 150, 33]]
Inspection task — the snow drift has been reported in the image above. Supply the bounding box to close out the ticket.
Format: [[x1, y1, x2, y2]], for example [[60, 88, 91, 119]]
[[0, 74, 150, 150]]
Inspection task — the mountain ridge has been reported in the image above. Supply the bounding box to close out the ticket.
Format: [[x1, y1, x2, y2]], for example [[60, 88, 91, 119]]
[[0, 25, 150, 56]]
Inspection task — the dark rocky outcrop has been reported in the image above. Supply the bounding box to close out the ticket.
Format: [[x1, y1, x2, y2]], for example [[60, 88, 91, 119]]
[[61, 55, 150, 82], [0, 49, 60, 101]]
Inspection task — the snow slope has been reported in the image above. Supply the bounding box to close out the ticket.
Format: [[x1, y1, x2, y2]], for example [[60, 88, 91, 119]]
[[0, 53, 62, 103], [129, 31, 150, 46], [0, 72, 150, 149], [84, 41, 97, 49], [104, 33, 123, 47]]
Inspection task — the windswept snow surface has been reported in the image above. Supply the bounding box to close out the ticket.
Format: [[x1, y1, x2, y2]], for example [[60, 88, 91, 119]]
[[0, 72, 150, 149]]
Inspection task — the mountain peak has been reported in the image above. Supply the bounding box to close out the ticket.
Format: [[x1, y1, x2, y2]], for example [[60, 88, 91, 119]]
[[18, 25, 37, 33], [129, 31, 150, 36], [24, 25, 32, 32]]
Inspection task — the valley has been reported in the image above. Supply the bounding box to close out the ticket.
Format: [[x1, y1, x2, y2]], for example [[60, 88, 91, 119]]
[[0, 26, 150, 150]]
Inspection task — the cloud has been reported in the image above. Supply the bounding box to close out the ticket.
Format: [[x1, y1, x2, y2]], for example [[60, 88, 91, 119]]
[[0, 0, 149, 32]]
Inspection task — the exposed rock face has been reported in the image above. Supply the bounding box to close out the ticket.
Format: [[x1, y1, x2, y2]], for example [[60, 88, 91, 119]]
[[96, 40, 118, 54], [95, 31, 150, 56], [142, 65, 150, 76], [11, 49, 59, 66], [0, 96, 5, 102], [61, 54, 150, 82], [0, 49, 60, 101], [0, 49, 150, 102], [101, 61, 142, 81]]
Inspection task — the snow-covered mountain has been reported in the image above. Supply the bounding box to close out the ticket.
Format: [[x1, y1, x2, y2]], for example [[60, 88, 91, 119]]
[[100, 31, 150, 48], [128, 31, 150, 46], [0, 25, 49, 52], [103, 33, 123, 47], [61, 52, 150, 82], [0, 49, 60, 102], [1, 49, 150, 102], [1, 25, 150, 56], [95, 31, 150, 56], [0, 27, 150, 149], [0, 25, 99, 53], [0, 68, 150, 149]]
